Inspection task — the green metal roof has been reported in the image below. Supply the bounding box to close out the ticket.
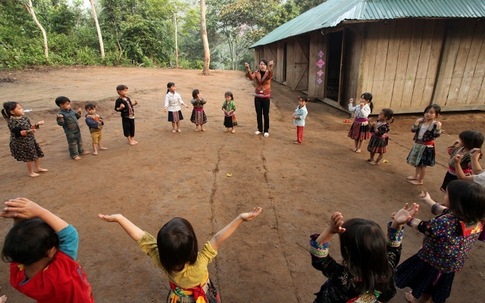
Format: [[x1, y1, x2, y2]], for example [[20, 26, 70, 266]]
[[251, 0, 485, 48]]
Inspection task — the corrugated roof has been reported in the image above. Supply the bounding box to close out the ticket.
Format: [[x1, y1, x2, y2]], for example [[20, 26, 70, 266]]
[[251, 0, 485, 47]]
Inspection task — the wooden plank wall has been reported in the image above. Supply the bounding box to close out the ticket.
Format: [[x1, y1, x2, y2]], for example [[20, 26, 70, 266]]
[[360, 20, 445, 113], [433, 19, 485, 110], [291, 36, 310, 91], [308, 31, 326, 99]]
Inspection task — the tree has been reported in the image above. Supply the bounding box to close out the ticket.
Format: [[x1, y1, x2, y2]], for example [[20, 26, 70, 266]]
[[20, 0, 49, 60], [200, 0, 210, 75], [89, 0, 105, 61]]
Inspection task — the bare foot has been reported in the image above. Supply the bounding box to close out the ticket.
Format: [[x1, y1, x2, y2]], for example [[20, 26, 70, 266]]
[[351, 148, 357, 152], [354, 149, 361, 153], [35, 168, 48, 173], [408, 180, 423, 185], [177, 129, 182, 133], [81, 151, 91, 155], [29, 172, 40, 178], [201, 128, 206, 131], [0, 294, 7, 303], [93, 151, 98, 155], [172, 129, 176, 133], [404, 292, 418, 303], [132, 140, 138, 144], [406, 176, 418, 180], [368, 161, 378, 165], [129, 142, 138, 146], [231, 129, 236, 134], [99, 147, 107, 150], [195, 128, 199, 132], [72, 156, 81, 160]]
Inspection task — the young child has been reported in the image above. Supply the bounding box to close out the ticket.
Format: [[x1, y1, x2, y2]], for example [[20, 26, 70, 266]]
[[367, 108, 394, 164], [190, 89, 207, 131], [396, 180, 485, 303], [56, 96, 90, 160], [164, 82, 189, 133], [222, 91, 237, 133], [292, 95, 308, 144], [2, 102, 48, 178], [98, 207, 262, 302], [454, 148, 485, 186], [0, 197, 94, 302], [114, 84, 138, 145], [440, 130, 484, 191], [85, 103, 107, 155], [309, 203, 418, 302], [406, 104, 442, 185], [348, 92, 373, 153]]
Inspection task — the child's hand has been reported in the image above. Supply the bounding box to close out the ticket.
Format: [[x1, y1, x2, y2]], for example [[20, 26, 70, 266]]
[[329, 212, 346, 234], [415, 118, 423, 124], [0, 198, 44, 220], [392, 203, 419, 225], [134, 100, 139, 106], [470, 148, 481, 160], [98, 213, 123, 223], [244, 62, 250, 69], [452, 139, 460, 146], [77, 108, 82, 113], [419, 191, 435, 207], [57, 114, 63, 119], [164, 107, 167, 112], [37, 120, 44, 125], [185, 104, 189, 108], [453, 154, 462, 163], [119, 103, 125, 109], [240, 207, 262, 221], [349, 98, 354, 103]]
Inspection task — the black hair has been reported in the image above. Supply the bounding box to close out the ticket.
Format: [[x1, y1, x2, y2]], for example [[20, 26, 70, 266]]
[[339, 218, 392, 294], [458, 130, 484, 151], [361, 92, 374, 113], [424, 104, 441, 116], [85, 103, 96, 110], [299, 95, 308, 102], [157, 217, 198, 274], [381, 108, 394, 124], [225, 91, 234, 100], [167, 82, 175, 94], [2, 101, 19, 121], [1, 218, 59, 265], [447, 180, 485, 224], [116, 84, 128, 92], [55, 96, 70, 107], [259, 59, 268, 66], [192, 89, 200, 99]]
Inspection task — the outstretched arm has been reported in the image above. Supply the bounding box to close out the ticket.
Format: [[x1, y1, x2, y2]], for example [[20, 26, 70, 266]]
[[98, 214, 145, 241], [391, 203, 419, 229], [210, 207, 262, 251], [315, 212, 345, 244], [454, 154, 473, 181], [470, 148, 484, 175], [1, 198, 68, 232]]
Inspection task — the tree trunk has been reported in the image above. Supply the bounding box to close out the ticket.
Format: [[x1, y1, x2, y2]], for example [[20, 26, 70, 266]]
[[89, 0, 105, 61], [23, 0, 48, 61], [200, 0, 210, 75]]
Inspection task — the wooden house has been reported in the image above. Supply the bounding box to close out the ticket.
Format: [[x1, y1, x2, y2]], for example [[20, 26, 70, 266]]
[[250, 0, 485, 113]]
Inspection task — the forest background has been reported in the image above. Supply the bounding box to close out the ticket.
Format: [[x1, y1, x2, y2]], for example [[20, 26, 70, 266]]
[[0, 0, 324, 70]]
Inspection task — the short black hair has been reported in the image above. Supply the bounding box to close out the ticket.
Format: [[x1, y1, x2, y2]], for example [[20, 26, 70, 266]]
[[1, 218, 59, 265], [116, 84, 128, 91], [447, 180, 485, 224], [55, 96, 70, 107], [458, 130, 484, 150], [424, 104, 441, 115], [85, 103, 96, 110], [299, 95, 308, 102], [192, 89, 200, 99]]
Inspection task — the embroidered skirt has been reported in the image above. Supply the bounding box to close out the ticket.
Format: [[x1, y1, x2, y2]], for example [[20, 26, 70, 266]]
[[223, 115, 237, 128], [190, 108, 207, 125], [167, 279, 220, 303], [367, 135, 388, 154], [396, 254, 454, 303], [406, 143, 435, 167], [348, 120, 371, 141], [168, 111, 184, 123]]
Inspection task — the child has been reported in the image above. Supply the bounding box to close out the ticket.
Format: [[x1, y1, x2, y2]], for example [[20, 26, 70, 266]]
[[98, 207, 262, 302], [222, 91, 237, 133], [85, 103, 107, 155], [164, 82, 189, 133], [440, 130, 484, 191], [367, 108, 394, 164], [2, 102, 48, 178], [56, 96, 90, 160], [309, 203, 418, 302], [292, 95, 308, 144], [396, 180, 485, 303], [0, 197, 94, 302], [454, 148, 485, 186], [114, 84, 138, 145], [406, 104, 442, 185], [348, 92, 373, 153], [189, 89, 207, 131]]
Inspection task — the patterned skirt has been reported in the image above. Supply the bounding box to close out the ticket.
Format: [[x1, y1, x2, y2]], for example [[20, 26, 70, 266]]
[[223, 115, 237, 128], [10, 136, 44, 162], [168, 111, 184, 122], [396, 254, 455, 303], [367, 135, 388, 153], [190, 108, 207, 125], [348, 120, 371, 141], [167, 279, 220, 303], [406, 143, 435, 167]]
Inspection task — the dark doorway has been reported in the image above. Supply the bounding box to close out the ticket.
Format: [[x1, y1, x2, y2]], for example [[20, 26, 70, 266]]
[[326, 31, 343, 101], [283, 42, 287, 84]]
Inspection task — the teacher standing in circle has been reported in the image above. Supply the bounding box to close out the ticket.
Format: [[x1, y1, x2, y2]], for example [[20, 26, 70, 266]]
[[245, 59, 274, 137]]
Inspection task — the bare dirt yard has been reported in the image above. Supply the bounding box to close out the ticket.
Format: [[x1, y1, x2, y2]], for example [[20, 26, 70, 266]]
[[0, 66, 484, 303]]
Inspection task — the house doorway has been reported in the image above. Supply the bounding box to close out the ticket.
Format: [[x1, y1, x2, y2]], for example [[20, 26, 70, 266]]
[[326, 31, 343, 101]]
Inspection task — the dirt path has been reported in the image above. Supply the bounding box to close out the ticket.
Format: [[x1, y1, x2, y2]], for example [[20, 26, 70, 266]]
[[0, 67, 484, 302]]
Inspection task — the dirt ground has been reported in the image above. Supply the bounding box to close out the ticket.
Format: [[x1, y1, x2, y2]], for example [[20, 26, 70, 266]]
[[0, 66, 484, 303]]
